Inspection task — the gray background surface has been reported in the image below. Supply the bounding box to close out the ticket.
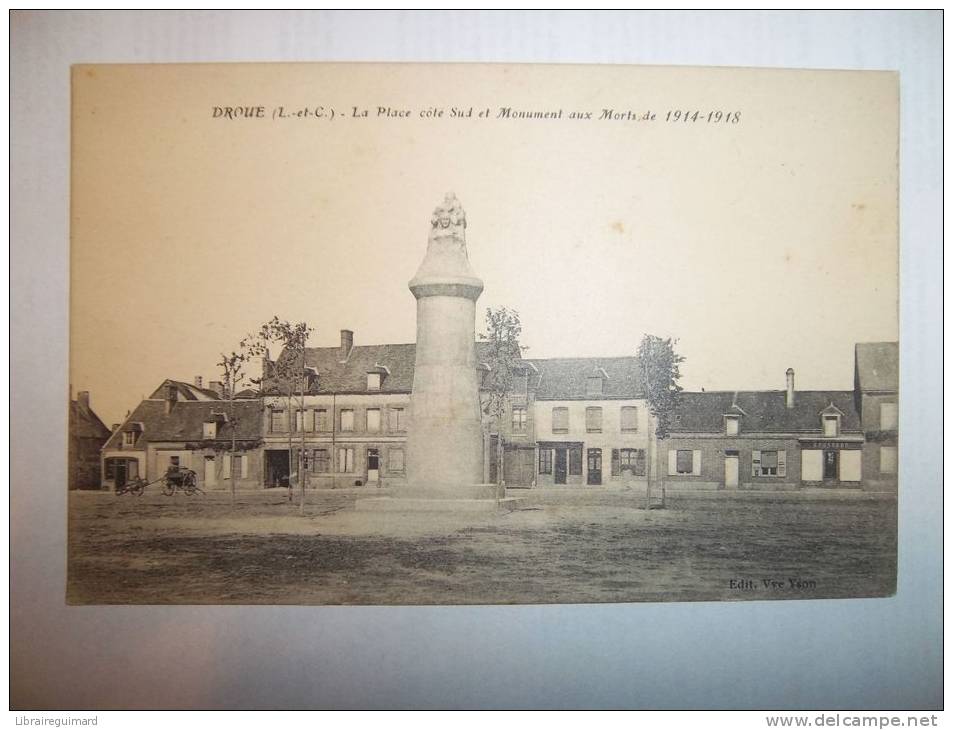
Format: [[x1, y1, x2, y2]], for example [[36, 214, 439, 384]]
[[11, 10, 942, 710]]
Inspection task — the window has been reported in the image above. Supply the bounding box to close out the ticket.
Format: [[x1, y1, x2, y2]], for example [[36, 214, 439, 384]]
[[203, 422, 218, 439], [340, 409, 354, 432], [301, 450, 310, 471], [569, 446, 583, 476], [725, 415, 739, 436], [223, 454, 232, 479], [366, 408, 381, 433], [586, 406, 603, 433], [367, 372, 381, 391], [586, 376, 604, 396], [170, 456, 180, 467], [294, 409, 304, 432], [752, 449, 786, 477], [511, 406, 527, 432], [676, 450, 694, 475], [314, 409, 329, 432], [539, 448, 553, 475], [270, 409, 286, 433], [389, 407, 405, 432], [338, 447, 354, 472], [552, 407, 569, 433], [621, 406, 638, 432], [123, 431, 137, 446], [620, 448, 646, 476], [880, 403, 898, 431], [312, 449, 330, 473], [823, 415, 839, 437], [389, 447, 405, 472], [880, 446, 897, 474]]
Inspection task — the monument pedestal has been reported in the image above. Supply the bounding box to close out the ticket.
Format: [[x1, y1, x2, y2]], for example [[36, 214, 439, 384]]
[[354, 495, 524, 513]]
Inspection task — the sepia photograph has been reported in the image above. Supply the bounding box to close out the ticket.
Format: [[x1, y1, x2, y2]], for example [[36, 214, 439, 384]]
[[67, 62, 899, 606]]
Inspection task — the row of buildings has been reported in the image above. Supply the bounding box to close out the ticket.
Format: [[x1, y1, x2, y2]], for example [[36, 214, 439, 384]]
[[81, 331, 898, 493]]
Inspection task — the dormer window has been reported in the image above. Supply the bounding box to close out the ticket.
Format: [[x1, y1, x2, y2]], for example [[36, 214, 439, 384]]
[[823, 415, 839, 437], [586, 376, 604, 396], [725, 415, 740, 436], [122, 422, 142, 446], [203, 421, 217, 439], [367, 364, 389, 391]]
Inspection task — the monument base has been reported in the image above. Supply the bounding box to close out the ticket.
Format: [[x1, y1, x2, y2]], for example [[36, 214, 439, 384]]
[[354, 496, 524, 513], [397, 482, 505, 501]]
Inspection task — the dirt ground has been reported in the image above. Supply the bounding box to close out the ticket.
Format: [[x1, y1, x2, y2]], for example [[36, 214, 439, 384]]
[[67, 488, 897, 605]]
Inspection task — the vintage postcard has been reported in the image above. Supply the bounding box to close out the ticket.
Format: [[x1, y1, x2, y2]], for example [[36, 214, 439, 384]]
[[68, 63, 898, 605]]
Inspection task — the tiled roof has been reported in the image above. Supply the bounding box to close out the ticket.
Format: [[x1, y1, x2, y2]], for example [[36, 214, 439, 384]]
[[147, 379, 220, 401], [669, 390, 861, 434], [267, 342, 498, 394], [69, 400, 111, 440], [525, 357, 644, 400], [855, 342, 898, 392], [103, 399, 263, 450]]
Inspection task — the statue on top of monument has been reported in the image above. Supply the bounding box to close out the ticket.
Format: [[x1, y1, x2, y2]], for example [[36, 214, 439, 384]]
[[429, 193, 467, 245]]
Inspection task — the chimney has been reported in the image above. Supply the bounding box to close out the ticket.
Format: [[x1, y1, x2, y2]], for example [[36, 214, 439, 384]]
[[194, 375, 203, 389], [340, 329, 354, 360], [209, 380, 225, 399], [77, 390, 90, 409], [785, 368, 795, 409], [165, 382, 178, 414]]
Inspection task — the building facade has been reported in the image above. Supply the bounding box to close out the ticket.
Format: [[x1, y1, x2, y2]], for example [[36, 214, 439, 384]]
[[69, 390, 111, 489], [530, 357, 651, 488], [659, 345, 897, 492], [100, 379, 263, 491], [854, 342, 899, 492], [99, 336, 897, 493]]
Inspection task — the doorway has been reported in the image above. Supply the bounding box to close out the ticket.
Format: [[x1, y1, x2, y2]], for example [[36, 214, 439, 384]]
[[724, 453, 739, 489], [265, 450, 290, 488], [823, 449, 839, 481], [367, 448, 380, 484], [554, 448, 567, 484], [204, 455, 216, 487], [113, 459, 128, 489], [587, 448, 602, 485]]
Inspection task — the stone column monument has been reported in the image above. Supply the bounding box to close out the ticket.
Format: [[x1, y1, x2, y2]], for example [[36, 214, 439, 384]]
[[402, 193, 495, 500]]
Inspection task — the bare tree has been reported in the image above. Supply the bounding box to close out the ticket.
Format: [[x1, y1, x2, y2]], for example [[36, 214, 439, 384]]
[[243, 318, 313, 513], [637, 334, 685, 509], [479, 306, 527, 485]]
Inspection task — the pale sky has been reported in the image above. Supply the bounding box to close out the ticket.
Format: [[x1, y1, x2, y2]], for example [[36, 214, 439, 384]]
[[71, 63, 898, 425]]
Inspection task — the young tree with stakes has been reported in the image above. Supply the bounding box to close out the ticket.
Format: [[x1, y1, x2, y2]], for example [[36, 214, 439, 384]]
[[243, 318, 313, 513], [217, 348, 248, 507], [479, 306, 527, 485], [637, 334, 685, 509]]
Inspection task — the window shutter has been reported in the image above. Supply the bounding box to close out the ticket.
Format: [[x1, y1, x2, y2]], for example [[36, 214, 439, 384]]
[[777, 450, 786, 477], [222, 455, 231, 479], [240, 455, 248, 478], [611, 449, 621, 476], [668, 450, 677, 476], [752, 449, 761, 477], [840, 450, 862, 482], [692, 450, 702, 476]]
